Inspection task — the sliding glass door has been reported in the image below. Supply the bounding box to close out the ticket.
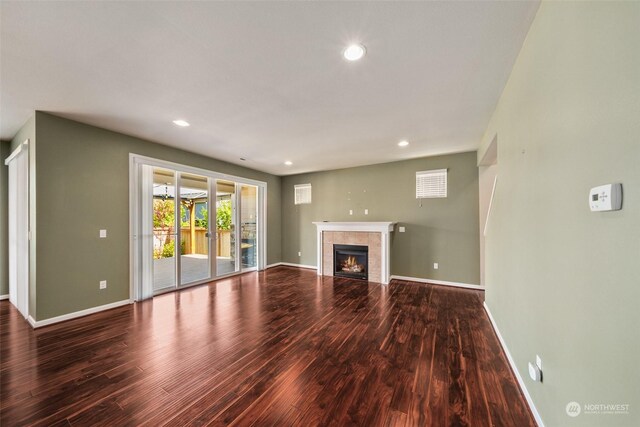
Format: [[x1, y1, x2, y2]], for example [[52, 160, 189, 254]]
[[152, 168, 177, 292], [216, 180, 236, 276], [179, 173, 211, 284], [132, 156, 266, 300], [214, 182, 259, 276], [240, 185, 258, 269], [151, 169, 214, 293]]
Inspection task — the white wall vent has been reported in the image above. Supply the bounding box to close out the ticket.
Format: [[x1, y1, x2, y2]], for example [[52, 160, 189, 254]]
[[416, 169, 447, 198], [294, 183, 312, 204]]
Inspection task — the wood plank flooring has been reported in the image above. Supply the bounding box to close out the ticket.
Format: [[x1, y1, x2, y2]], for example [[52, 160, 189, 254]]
[[1, 266, 535, 426]]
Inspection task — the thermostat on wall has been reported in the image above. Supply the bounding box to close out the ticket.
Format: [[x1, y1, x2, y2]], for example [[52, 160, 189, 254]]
[[589, 183, 622, 212]]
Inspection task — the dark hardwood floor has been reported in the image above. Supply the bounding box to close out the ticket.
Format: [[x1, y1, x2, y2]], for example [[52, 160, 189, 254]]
[[1, 267, 535, 426]]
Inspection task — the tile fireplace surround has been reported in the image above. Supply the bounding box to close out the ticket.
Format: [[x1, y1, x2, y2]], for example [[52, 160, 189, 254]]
[[312, 222, 396, 284]]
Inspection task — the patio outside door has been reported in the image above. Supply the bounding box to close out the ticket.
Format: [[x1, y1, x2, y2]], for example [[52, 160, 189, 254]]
[[150, 168, 214, 294], [179, 173, 212, 285], [240, 185, 258, 270], [131, 155, 266, 301], [215, 180, 236, 276], [151, 168, 178, 292], [214, 181, 259, 277]]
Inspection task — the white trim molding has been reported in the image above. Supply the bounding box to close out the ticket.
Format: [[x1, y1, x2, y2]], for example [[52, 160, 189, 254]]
[[4, 139, 29, 165], [483, 301, 545, 427], [266, 262, 317, 270], [27, 300, 133, 329], [313, 222, 396, 285], [390, 275, 483, 290], [0, 294, 9, 301], [484, 175, 498, 237]]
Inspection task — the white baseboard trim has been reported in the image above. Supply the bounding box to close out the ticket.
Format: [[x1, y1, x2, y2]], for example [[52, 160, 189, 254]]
[[483, 302, 544, 427], [265, 262, 282, 269], [389, 275, 483, 290], [0, 294, 9, 301], [27, 299, 133, 329], [266, 262, 318, 270]]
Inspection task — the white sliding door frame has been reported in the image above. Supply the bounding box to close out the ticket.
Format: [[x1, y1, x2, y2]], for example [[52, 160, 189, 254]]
[[5, 140, 30, 319], [228, 181, 241, 276], [129, 154, 268, 301], [138, 164, 155, 300], [238, 183, 259, 273]]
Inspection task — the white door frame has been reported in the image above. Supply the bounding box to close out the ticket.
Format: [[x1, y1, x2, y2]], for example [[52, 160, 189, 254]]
[[5, 140, 30, 319], [237, 183, 259, 273], [129, 154, 268, 301]]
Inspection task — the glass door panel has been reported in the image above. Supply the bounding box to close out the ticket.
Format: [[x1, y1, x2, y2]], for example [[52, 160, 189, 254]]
[[179, 173, 211, 285], [152, 168, 177, 292], [240, 185, 258, 269], [216, 180, 237, 276], [135, 159, 265, 300]]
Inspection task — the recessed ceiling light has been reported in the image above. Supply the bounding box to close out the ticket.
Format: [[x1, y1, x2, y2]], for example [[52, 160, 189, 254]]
[[398, 140, 409, 147], [343, 44, 366, 61], [173, 119, 190, 127], [284, 161, 293, 166]]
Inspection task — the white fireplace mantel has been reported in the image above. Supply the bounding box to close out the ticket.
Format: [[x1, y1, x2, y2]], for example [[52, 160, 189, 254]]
[[313, 222, 396, 284]]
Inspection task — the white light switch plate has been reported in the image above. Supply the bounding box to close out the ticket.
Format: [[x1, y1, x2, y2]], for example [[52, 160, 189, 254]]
[[99, 229, 107, 238], [349, 210, 353, 215], [536, 354, 542, 370], [528, 362, 541, 382], [399, 226, 406, 232], [99, 280, 107, 290], [433, 263, 439, 269], [364, 209, 368, 215]]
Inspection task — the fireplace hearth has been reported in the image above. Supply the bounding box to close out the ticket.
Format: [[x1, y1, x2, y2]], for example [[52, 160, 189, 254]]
[[333, 244, 368, 280]]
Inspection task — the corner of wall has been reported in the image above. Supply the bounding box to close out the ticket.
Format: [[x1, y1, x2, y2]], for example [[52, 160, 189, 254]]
[[0, 140, 10, 296]]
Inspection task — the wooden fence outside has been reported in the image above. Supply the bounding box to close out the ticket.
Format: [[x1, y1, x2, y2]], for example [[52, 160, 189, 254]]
[[174, 228, 231, 257], [216, 230, 231, 257]]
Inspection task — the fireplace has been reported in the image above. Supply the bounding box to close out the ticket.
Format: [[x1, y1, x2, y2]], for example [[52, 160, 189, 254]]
[[314, 222, 396, 284], [333, 244, 368, 280]]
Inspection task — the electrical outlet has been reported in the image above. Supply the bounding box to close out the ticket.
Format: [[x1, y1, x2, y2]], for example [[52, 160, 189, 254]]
[[99, 229, 107, 238], [99, 280, 107, 290], [399, 226, 406, 232], [364, 209, 368, 215], [349, 209, 353, 215], [298, 251, 301, 257], [433, 263, 439, 269]]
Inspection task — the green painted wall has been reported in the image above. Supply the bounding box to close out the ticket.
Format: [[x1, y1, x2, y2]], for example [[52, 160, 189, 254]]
[[34, 112, 281, 320], [0, 140, 9, 296], [478, 2, 640, 426], [281, 152, 480, 285]]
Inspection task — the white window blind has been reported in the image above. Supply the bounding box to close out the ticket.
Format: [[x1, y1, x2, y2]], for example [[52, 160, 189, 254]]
[[294, 183, 312, 204], [416, 169, 447, 198]]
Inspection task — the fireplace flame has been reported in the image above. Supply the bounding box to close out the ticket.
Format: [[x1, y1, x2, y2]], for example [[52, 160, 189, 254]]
[[341, 255, 365, 273]]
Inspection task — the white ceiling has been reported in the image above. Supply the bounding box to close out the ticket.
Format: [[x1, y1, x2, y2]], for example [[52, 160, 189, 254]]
[[0, 1, 539, 175]]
